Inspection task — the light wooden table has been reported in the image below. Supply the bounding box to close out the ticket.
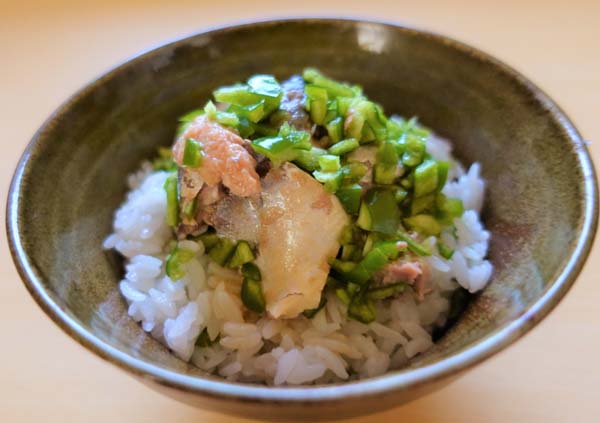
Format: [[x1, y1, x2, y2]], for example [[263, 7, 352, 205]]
[[1, 0, 599, 421]]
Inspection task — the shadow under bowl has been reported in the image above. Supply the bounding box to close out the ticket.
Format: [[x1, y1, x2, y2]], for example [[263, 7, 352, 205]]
[[6, 18, 598, 420]]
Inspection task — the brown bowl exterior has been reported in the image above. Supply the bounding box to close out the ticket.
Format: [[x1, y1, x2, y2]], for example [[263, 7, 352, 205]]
[[6, 18, 598, 420]]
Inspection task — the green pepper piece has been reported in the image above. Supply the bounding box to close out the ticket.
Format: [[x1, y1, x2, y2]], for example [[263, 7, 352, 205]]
[[208, 237, 237, 266], [241, 277, 266, 313], [303, 68, 357, 98], [183, 197, 198, 220], [318, 154, 341, 172], [227, 101, 266, 123], [437, 241, 455, 260], [197, 232, 219, 249], [344, 242, 399, 285], [329, 258, 357, 274], [182, 138, 204, 168], [374, 141, 399, 184], [344, 108, 365, 141], [247, 75, 282, 113], [397, 232, 431, 256], [356, 201, 372, 231], [166, 244, 196, 281], [436, 194, 465, 224], [354, 100, 387, 141], [305, 84, 328, 125], [326, 116, 344, 143], [163, 173, 179, 227], [251, 126, 311, 164], [402, 134, 426, 167], [335, 288, 351, 305], [227, 241, 255, 268], [362, 188, 401, 235], [436, 161, 449, 191], [414, 160, 439, 198], [335, 183, 362, 215], [241, 262, 262, 281], [293, 147, 327, 172], [367, 282, 406, 301], [348, 292, 376, 323], [312, 169, 343, 193], [403, 214, 442, 236], [328, 138, 359, 156], [341, 162, 368, 184], [411, 193, 436, 215], [337, 96, 353, 116]]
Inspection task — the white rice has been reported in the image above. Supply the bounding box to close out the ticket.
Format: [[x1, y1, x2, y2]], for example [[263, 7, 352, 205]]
[[105, 136, 493, 385]]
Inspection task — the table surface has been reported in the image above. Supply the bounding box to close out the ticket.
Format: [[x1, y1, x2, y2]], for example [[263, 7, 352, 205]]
[[2, 0, 599, 421]]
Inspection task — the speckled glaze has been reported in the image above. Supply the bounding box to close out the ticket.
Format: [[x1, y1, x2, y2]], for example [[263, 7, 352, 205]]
[[6, 18, 598, 420]]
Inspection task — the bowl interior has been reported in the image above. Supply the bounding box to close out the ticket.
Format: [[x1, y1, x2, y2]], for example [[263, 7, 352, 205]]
[[10, 20, 594, 387]]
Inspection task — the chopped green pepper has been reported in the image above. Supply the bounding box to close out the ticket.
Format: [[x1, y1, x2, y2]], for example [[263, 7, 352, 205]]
[[411, 193, 436, 215], [318, 154, 341, 172], [303, 68, 358, 98], [374, 141, 399, 184], [197, 231, 219, 249], [343, 242, 400, 285], [241, 262, 262, 281], [436, 195, 465, 224], [312, 169, 343, 193], [329, 258, 356, 274], [328, 138, 359, 156], [293, 147, 327, 172], [397, 232, 431, 256], [344, 108, 365, 141], [326, 116, 344, 143], [437, 241, 455, 260], [367, 283, 406, 301], [335, 183, 362, 215], [251, 124, 311, 164], [166, 244, 196, 280], [183, 197, 198, 220], [305, 84, 328, 125], [348, 292, 376, 323], [341, 162, 368, 183], [207, 237, 237, 266], [402, 134, 426, 167], [360, 188, 401, 235], [227, 241, 255, 268], [163, 173, 179, 227], [414, 160, 439, 198], [335, 288, 351, 305], [241, 277, 266, 313], [403, 214, 442, 236], [182, 138, 204, 168], [356, 201, 372, 231], [436, 161, 449, 191]]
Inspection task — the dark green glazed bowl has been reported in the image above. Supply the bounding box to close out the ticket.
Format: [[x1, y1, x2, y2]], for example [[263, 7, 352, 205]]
[[7, 18, 598, 420]]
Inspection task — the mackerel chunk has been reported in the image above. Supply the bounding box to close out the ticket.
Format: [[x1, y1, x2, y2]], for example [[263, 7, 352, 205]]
[[255, 163, 349, 319]]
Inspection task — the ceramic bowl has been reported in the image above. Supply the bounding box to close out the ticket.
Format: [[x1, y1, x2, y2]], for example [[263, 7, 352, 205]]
[[7, 18, 598, 420]]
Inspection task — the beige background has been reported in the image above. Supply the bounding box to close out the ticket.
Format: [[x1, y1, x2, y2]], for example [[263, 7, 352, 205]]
[[1, 0, 599, 421]]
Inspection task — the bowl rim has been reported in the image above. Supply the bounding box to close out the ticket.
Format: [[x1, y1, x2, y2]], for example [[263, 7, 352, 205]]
[[6, 16, 599, 404]]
